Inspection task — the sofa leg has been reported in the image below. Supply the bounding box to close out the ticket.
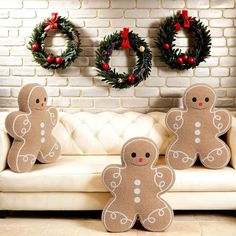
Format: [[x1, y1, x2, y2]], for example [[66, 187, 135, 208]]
[[0, 210, 7, 218]]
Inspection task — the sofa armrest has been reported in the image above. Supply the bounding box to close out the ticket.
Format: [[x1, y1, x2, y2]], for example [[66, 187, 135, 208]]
[[0, 112, 11, 172], [227, 115, 236, 169], [0, 130, 10, 172]]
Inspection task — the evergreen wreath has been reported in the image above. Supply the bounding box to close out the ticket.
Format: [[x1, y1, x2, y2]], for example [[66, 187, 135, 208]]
[[28, 13, 81, 70], [156, 10, 211, 70], [96, 28, 152, 89]]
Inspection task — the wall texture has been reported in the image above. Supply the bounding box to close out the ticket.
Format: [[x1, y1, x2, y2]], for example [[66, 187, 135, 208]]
[[0, 0, 236, 113]]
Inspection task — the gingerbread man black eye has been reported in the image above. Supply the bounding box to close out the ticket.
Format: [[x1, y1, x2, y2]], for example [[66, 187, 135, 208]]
[[192, 97, 197, 102], [205, 97, 209, 102], [36, 98, 40, 103], [145, 152, 150, 158], [131, 152, 136, 158]]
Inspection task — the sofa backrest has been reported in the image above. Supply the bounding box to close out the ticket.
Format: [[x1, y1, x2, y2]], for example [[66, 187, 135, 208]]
[[1, 110, 236, 169], [54, 111, 172, 155], [1, 110, 234, 157]]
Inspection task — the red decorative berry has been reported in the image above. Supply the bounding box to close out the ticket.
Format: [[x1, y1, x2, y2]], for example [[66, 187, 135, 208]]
[[188, 57, 195, 64], [128, 75, 135, 83], [182, 54, 188, 61], [174, 22, 181, 31], [47, 55, 54, 63], [32, 43, 39, 51], [102, 63, 110, 71], [163, 43, 170, 49], [177, 57, 183, 64], [55, 57, 63, 65]]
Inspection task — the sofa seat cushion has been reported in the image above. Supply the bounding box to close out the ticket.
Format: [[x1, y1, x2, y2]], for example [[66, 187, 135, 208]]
[[0, 155, 236, 192]]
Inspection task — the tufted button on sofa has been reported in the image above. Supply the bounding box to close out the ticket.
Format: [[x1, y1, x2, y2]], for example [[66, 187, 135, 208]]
[[0, 111, 236, 211]]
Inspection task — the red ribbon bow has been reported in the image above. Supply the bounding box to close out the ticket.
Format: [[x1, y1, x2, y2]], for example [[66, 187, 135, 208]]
[[121, 28, 131, 49], [44, 13, 59, 32], [174, 10, 193, 31], [182, 10, 193, 28]]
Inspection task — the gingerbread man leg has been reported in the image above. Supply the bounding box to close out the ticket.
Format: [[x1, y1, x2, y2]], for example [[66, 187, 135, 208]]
[[7, 141, 39, 172], [166, 140, 197, 169], [102, 199, 136, 232], [200, 139, 230, 169], [139, 199, 173, 231], [37, 138, 61, 163]]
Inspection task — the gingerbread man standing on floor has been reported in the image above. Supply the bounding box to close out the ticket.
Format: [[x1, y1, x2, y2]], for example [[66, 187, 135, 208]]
[[102, 137, 175, 232], [5, 83, 61, 173], [166, 84, 231, 170]]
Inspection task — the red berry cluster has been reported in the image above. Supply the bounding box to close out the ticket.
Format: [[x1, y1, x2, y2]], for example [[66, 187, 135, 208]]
[[46, 55, 63, 64], [163, 43, 195, 65], [177, 55, 195, 65], [32, 43, 63, 65], [102, 63, 135, 84]]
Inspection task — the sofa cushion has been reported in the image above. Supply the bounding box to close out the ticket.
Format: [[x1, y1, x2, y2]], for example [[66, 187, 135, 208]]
[[1, 155, 236, 192], [54, 111, 172, 155]]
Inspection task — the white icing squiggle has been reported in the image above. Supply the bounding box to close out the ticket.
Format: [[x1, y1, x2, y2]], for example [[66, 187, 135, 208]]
[[106, 210, 133, 226], [170, 150, 195, 164], [142, 207, 167, 224], [39, 142, 59, 160], [202, 146, 228, 164]]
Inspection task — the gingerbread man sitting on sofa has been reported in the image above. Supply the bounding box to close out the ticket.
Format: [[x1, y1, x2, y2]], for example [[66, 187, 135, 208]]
[[5, 83, 61, 173], [166, 84, 231, 170], [102, 137, 175, 232]]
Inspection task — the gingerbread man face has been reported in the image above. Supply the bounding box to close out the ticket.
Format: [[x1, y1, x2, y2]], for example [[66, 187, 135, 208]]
[[184, 85, 216, 111], [18, 84, 48, 112], [29, 87, 48, 111], [166, 84, 231, 170], [5, 83, 61, 173], [102, 137, 175, 232], [122, 138, 157, 167]]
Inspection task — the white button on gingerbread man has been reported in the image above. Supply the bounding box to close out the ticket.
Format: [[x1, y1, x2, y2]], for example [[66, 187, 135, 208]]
[[5, 83, 61, 173], [166, 84, 231, 169]]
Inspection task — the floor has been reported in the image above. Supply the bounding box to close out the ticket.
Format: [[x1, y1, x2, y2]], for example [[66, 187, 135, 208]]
[[0, 211, 235, 236]]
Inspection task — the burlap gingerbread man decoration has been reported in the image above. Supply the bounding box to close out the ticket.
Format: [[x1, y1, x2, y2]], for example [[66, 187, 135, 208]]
[[5, 83, 61, 173], [166, 84, 231, 170], [102, 137, 175, 232]]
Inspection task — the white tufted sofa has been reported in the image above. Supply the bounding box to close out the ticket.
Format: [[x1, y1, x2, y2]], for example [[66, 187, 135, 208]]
[[1, 111, 236, 212]]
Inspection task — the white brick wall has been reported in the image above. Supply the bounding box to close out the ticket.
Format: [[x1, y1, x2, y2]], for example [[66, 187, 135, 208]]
[[0, 0, 235, 112], [111, 0, 135, 9], [187, 0, 209, 9], [199, 10, 222, 18]]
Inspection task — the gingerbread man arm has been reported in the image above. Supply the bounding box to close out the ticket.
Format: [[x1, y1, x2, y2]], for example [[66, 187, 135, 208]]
[[47, 107, 58, 127], [154, 165, 175, 193], [213, 110, 231, 135], [5, 111, 31, 140], [166, 109, 184, 133], [102, 165, 122, 192]]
